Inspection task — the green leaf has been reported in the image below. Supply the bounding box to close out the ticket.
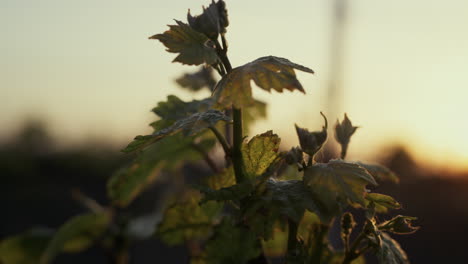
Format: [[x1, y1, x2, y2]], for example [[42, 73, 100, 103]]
[[155, 191, 222, 246], [195, 220, 261, 264], [375, 233, 410, 264], [303, 159, 377, 213], [176, 67, 217, 92], [295, 112, 328, 157], [334, 113, 358, 158], [261, 224, 288, 257], [205, 167, 236, 190], [152, 95, 213, 121], [366, 193, 401, 213], [122, 109, 230, 153], [187, 0, 229, 40], [242, 131, 281, 180], [212, 56, 314, 108], [357, 162, 399, 183], [0, 229, 52, 264], [40, 212, 111, 264], [378, 215, 419, 235], [197, 180, 253, 203], [150, 20, 218, 65], [111, 135, 215, 207]]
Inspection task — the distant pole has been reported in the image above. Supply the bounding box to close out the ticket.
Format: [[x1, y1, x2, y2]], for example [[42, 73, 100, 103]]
[[323, 0, 348, 161]]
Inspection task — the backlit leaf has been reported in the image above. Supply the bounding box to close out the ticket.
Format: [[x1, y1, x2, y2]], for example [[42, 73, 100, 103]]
[[110, 135, 215, 207], [122, 109, 230, 153], [242, 131, 281, 180], [205, 167, 236, 190], [176, 67, 217, 92], [378, 215, 419, 235], [213, 56, 314, 108], [366, 193, 401, 213], [0, 229, 52, 264], [151, 95, 213, 121], [40, 212, 111, 264], [295, 112, 328, 157], [243, 179, 323, 239], [195, 220, 261, 264], [155, 191, 222, 245], [375, 233, 410, 264], [357, 162, 399, 184], [187, 0, 229, 40], [334, 114, 358, 158], [150, 20, 218, 65], [303, 159, 377, 213]]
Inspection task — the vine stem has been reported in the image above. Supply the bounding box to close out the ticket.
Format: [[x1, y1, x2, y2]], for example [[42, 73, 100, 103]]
[[311, 224, 330, 264], [191, 142, 220, 174], [342, 228, 367, 264], [209, 126, 231, 158], [287, 219, 299, 259]]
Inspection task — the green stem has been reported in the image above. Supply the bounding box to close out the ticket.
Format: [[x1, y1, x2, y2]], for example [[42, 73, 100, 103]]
[[311, 224, 329, 264], [340, 143, 348, 159], [342, 230, 367, 264], [232, 107, 245, 183], [287, 219, 299, 258], [191, 142, 220, 174], [209, 126, 231, 158]]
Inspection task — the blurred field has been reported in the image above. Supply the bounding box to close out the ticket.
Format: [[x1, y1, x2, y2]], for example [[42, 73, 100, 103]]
[[2, 120, 468, 263]]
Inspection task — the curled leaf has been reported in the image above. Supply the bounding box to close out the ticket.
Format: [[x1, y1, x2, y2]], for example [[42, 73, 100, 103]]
[[122, 110, 230, 153], [303, 159, 377, 213], [284, 146, 303, 165], [295, 112, 328, 158], [375, 233, 410, 264], [366, 193, 401, 213], [213, 56, 314, 108], [187, 0, 229, 40], [155, 191, 222, 245], [335, 113, 358, 159], [242, 131, 281, 180], [40, 213, 111, 264], [357, 162, 400, 184], [176, 67, 217, 92], [378, 215, 419, 235], [150, 20, 218, 65]]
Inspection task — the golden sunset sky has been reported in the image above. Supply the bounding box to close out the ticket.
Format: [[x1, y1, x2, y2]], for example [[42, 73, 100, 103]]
[[1, 0, 467, 170]]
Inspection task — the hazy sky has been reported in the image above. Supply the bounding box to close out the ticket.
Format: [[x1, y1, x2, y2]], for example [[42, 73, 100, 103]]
[[2, 0, 468, 170]]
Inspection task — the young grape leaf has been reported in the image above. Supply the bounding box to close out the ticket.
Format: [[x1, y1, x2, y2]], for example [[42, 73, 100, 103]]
[[335, 114, 358, 158], [205, 167, 236, 190], [295, 112, 328, 158], [150, 20, 218, 65], [375, 233, 410, 264], [187, 0, 229, 40], [122, 109, 230, 153], [242, 179, 324, 239], [39, 212, 111, 264], [366, 193, 401, 213], [212, 56, 314, 108], [242, 131, 281, 180], [197, 180, 253, 203], [194, 220, 261, 264], [176, 67, 217, 92], [155, 191, 222, 245], [110, 136, 215, 207], [303, 159, 377, 213], [378, 215, 419, 235], [152, 95, 213, 121], [357, 162, 399, 183], [0, 229, 52, 264]]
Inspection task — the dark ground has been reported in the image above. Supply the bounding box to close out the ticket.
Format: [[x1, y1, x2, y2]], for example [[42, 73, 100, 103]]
[[2, 122, 467, 263]]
